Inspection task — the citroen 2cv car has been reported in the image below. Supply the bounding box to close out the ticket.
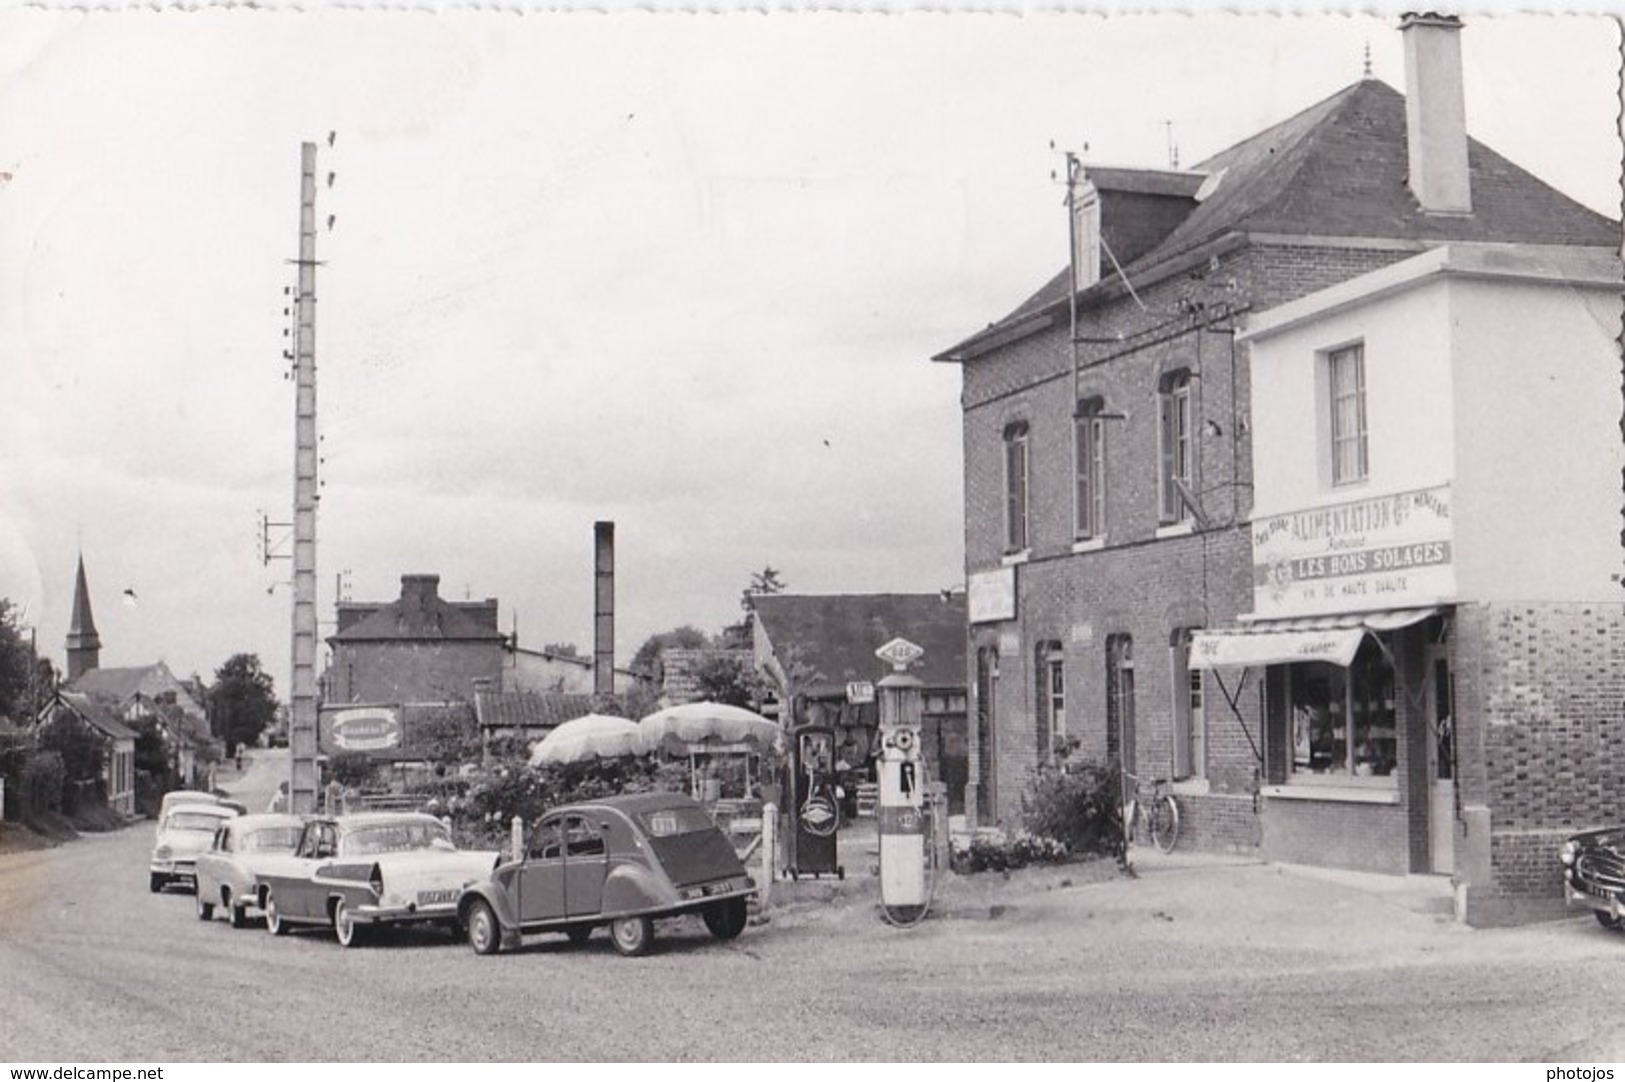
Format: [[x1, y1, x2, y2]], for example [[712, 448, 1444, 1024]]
[[194, 813, 306, 928], [456, 792, 757, 957], [150, 802, 241, 893], [1560, 827, 1625, 930], [253, 812, 500, 947]]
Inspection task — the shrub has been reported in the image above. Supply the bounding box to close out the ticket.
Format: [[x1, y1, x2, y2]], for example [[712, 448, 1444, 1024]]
[[327, 751, 380, 790], [951, 829, 1070, 873], [1020, 755, 1124, 858], [19, 750, 65, 817]]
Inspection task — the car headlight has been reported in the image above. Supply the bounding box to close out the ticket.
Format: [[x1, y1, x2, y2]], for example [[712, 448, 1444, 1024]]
[[1560, 840, 1579, 867], [154, 845, 172, 860]]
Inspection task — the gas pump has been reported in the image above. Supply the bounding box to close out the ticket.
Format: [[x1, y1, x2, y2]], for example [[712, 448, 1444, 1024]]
[[788, 726, 843, 880], [875, 637, 931, 925]]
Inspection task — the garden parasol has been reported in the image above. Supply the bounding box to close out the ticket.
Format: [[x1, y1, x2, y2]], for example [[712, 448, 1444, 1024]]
[[528, 713, 646, 767], [638, 701, 782, 799]]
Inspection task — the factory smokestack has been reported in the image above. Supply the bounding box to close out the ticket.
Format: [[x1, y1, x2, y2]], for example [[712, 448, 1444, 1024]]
[[594, 521, 615, 698]]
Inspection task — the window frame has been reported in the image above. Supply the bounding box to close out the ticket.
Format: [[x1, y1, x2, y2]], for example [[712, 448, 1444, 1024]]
[[1328, 343, 1369, 486], [1157, 373, 1194, 525], [1003, 421, 1031, 554], [1074, 399, 1107, 541], [1071, 182, 1102, 292]]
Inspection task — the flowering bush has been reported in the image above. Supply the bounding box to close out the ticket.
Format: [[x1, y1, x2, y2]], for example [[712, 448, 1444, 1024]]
[[950, 829, 1070, 873], [1020, 755, 1123, 858], [447, 756, 688, 849]]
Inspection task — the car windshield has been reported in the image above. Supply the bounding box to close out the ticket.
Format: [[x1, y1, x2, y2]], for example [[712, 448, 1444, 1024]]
[[240, 826, 302, 853], [343, 821, 454, 856], [639, 805, 714, 838], [167, 812, 226, 832]]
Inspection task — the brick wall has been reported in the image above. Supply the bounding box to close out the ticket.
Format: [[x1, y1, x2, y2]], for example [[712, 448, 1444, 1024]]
[[327, 640, 504, 705], [1176, 791, 1262, 852], [1452, 601, 1625, 921]]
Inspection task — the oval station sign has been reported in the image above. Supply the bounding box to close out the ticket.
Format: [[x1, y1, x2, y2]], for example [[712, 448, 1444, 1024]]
[[329, 707, 401, 751]]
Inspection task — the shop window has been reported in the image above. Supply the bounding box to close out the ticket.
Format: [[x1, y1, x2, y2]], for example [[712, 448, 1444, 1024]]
[[1286, 640, 1396, 780], [1157, 372, 1193, 524], [1169, 629, 1205, 780], [1328, 343, 1368, 485], [1074, 398, 1107, 540], [1003, 421, 1030, 554]]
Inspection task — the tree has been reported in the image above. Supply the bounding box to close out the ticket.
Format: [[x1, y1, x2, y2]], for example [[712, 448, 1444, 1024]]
[[693, 653, 765, 709], [630, 625, 709, 677], [209, 654, 278, 755], [739, 566, 787, 613], [0, 599, 39, 721]]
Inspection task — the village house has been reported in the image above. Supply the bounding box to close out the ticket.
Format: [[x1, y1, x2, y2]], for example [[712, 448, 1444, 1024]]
[[934, 13, 1619, 921]]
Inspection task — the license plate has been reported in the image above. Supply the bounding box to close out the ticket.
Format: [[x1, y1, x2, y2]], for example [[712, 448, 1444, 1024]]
[[417, 889, 458, 906]]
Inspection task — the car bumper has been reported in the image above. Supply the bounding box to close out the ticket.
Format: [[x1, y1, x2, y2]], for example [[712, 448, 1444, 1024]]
[[151, 860, 198, 881], [1565, 874, 1624, 918], [349, 897, 461, 926]]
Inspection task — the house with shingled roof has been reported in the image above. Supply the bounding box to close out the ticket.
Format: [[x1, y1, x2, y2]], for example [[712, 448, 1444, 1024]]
[[35, 689, 137, 816], [935, 14, 1619, 921]]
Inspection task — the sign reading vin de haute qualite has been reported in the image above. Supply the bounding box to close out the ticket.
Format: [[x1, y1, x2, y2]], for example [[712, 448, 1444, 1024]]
[[1252, 483, 1455, 619]]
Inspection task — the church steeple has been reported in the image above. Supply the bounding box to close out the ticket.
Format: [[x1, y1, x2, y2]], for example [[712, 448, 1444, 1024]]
[[65, 553, 101, 681]]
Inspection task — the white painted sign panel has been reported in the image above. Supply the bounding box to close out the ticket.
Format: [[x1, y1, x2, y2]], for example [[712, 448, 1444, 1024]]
[[1252, 483, 1455, 618], [323, 706, 402, 752], [968, 567, 1016, 623]]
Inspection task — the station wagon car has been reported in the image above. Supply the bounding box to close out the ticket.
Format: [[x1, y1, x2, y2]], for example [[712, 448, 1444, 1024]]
[[150, 803, 241, 893], [254, 813, 499, 947], [456, 792, 757, 957], [1561, 827, 1625, 930], [194, 814, 305, 928]]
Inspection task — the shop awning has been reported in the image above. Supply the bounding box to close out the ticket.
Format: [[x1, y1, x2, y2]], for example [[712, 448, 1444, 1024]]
[[1190, 608, 1438, 670]]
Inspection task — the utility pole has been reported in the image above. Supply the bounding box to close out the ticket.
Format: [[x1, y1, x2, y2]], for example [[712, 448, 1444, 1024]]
[[287, 141, 322, 815]]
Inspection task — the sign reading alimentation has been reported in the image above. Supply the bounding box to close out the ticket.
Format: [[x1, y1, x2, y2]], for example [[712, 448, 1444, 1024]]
[[1252, 483, 1455, 618], [320, 706, 402, 753]]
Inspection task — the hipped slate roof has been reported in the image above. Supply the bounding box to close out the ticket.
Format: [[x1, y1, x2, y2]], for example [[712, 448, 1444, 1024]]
[[940, 78, 1618, 360], [752, 593, 968, 696], [331, 575, 506, 644]]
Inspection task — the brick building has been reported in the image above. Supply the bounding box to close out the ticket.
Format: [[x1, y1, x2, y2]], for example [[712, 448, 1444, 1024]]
[[934, 13, 1619, 919], [319, 574, 505, 758]]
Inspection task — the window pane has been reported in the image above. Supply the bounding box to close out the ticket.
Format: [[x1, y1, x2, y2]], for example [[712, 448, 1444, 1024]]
[[1290, 664, 1347, 775]]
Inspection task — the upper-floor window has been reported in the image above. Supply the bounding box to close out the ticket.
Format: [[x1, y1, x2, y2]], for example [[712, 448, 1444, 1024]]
[[1004, 421, 1030, 554], [1074, 398, 1107, 540], [1157, 372, 1194, 524], [1329, 344, 1368, 485]]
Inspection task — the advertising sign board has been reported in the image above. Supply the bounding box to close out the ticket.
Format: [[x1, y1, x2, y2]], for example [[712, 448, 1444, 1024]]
[[1252, 483, 1455, 618]]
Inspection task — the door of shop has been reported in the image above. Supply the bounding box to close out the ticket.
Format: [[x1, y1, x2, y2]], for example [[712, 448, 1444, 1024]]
[[1425, 646, 1456, 875]]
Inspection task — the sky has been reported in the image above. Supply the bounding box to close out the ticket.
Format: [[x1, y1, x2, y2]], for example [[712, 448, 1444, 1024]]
[[0, 7, 1619, 695]]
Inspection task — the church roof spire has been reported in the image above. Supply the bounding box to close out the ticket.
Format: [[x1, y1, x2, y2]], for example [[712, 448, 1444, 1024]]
[[66, 553, 101, 680]]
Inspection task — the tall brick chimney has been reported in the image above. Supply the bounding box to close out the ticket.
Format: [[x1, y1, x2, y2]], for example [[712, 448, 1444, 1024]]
[[1401, 12, 1472, 214], [400, 574, 440, 608], [593, 522, 614, 698]]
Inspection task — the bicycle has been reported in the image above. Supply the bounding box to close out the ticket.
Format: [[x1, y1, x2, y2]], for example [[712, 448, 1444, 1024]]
[[1121, 771, 1181, 854]]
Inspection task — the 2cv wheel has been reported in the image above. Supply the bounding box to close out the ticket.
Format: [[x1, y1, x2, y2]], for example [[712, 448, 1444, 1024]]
[[610, 915, 654, 957], [1595, 911, 1623, 931], [466, 899, 502, 956], [702, 897, 748, 941]]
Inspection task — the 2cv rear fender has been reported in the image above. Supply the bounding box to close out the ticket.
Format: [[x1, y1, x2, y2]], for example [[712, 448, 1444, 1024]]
[[601, 860, 677, 916]]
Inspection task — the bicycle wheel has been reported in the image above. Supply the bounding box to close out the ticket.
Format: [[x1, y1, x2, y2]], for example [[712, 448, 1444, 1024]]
[[1149, 794, 1180, 854]]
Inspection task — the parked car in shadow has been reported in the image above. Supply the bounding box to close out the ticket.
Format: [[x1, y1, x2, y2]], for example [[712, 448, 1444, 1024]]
[[1561, 827, 1625, 930], [456, 792, 757, 958]]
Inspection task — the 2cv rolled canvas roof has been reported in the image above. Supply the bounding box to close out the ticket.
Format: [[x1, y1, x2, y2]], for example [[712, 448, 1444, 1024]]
[[934, 78, 1618, 363]]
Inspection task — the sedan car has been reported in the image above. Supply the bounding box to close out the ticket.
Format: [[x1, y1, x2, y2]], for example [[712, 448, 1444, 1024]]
[[253, 813, 499, 948], [1561, 827, 1625, 930], [150, 803, 241, 893], [456, 792, 757, 957], [159, 790, 248, 818], [194, 814, 305, 928]]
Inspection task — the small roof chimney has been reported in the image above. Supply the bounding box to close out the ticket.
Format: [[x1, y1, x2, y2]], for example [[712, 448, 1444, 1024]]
[[1401, 12, 1472, 214]]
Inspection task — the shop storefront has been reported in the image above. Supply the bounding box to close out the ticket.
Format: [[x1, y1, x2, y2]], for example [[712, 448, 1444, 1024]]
[[1191, 485, 1458, 876]]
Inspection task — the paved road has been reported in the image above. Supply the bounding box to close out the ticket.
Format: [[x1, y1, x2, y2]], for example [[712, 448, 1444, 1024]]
[[2, 759, 1623, 1061]]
